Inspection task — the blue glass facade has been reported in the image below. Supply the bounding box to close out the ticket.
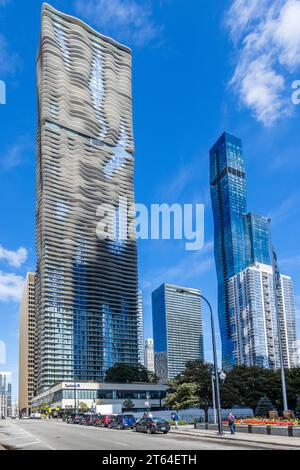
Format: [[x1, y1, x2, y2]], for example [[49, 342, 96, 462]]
[[210, 132, 271, 369], [152, 285, 168, 355], [244, 213, 271, 266], [152, 284, 204, 380]]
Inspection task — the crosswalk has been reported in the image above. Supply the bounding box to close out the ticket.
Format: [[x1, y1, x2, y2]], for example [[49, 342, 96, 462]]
[[0, 423, 56, 450]]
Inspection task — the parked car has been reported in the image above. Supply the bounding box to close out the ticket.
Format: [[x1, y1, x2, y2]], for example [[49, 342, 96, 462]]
[[109, 414, 136, 430], [135, 417, 170, 434], [79, 414, 92, 425], [101, 414, 118, 428], [67, 413, 84, 424], [84, 414, 101, 426]]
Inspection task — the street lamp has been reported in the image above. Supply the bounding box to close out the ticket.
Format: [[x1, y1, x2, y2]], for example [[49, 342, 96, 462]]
[[211, 370, 226, 425], [200, 294, 223, 435]]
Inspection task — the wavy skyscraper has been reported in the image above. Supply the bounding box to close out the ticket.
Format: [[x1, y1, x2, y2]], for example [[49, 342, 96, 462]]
[[35, 4, 139, 393], [210, 132, 297, 369]]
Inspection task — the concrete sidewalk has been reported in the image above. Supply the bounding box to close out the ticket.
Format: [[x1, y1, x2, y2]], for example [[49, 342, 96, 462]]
[[170, 426, 300, 449]]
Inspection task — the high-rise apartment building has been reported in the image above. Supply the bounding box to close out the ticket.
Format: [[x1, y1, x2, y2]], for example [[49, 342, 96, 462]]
[[144, 338, 155, 373], [152, 284, 204, 381], [0, 372, 12, 418], [210, 132, 297, 369], [19, 273, 36, 417], [35, 4, 139, 393], [137, 292, 144, 366], [229, 263, 298, 369]]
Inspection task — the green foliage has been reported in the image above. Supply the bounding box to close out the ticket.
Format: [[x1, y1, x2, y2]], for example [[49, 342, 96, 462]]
[[165, 360, 213, 422], [78, 402, 90, 412], [255, 396, 274, 417], [221, 366, 300, 412], [37, 402, 50, 413], [123, 399, 135, 410], [165, 383, 199, 411], [295, 395, 300, 419], [105, 363, 159, 384], [165, 361, 300, 417]]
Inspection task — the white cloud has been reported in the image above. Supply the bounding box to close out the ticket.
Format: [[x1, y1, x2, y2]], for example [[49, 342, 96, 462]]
[[0, 245, 28, 268], [268, 193, 300, 226], [141, 240, 214, 291], [275, 0, 300, 70], [75, 0, 161, 47], [0, 34, 19, 75], [0, 136, 33, 170], [226, 0, 300, 126], [0, 340, 6, 364], [0, 271, 25, 302]]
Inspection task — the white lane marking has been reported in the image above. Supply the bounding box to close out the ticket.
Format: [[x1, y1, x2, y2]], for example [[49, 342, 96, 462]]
[[16, 441, 41, 448], [12, 424, 56, 450], [0, 436, 32, 441]]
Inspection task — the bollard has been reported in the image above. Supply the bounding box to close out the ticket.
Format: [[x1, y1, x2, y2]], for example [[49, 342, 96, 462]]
[[267, 426, 271, 435], [288, 426, 293, 438], [248, 424, 252, 434]]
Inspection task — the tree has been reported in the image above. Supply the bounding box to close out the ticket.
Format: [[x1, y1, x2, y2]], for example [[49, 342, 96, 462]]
[[105, 363, 159, 384], [38, 402, 50, 414], [165, 383, 198, 411], [123, 399, 134, 411], [255, 396, 274, 417], [295, 395, 300, 419], [220, 365, 279, 412], [285, 368, 300, 411], [165, 360, 214, 422], [78, 402, 90, 412]]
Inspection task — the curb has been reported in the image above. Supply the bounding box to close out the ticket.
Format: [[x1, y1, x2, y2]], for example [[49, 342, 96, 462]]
[[169, 429, 300, 449]]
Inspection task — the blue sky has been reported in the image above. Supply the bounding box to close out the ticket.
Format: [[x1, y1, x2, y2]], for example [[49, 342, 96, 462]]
[[0, 0, 300, 399]]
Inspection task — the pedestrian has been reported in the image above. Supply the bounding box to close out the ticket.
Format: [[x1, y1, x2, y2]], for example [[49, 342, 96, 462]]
[[174, 411, 180, 430], [228, 412, 236, 435]]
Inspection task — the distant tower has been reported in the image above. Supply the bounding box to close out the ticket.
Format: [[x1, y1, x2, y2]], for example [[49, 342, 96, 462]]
[[152, 284, 204, 381], [0, 372, 12, 418], [144, 338, 155, 373], [137, 292, 145, 366], [19, 273, 36, 417]]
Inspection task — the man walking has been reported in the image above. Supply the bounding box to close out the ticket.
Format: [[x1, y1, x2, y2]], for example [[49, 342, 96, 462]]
[[171, 411, 180, 430], [228, 412, 236, 435]]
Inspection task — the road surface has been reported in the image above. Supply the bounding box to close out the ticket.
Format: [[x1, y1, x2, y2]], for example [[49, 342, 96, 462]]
[[0, 419, 265, 451]]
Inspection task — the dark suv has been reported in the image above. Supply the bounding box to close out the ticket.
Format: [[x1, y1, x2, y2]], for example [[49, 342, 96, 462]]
[[109, 414, 136, 430]]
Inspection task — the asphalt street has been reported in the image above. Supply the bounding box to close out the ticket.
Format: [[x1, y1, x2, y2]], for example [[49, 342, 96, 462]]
[[0, 419, 263, 451]]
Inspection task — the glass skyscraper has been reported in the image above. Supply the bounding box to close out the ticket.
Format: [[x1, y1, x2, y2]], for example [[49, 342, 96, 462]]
[[152, 284, 204, 381], [35, 5, 139, 393], [210, 132, 272, 368], [210, 132, 297, 370]]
